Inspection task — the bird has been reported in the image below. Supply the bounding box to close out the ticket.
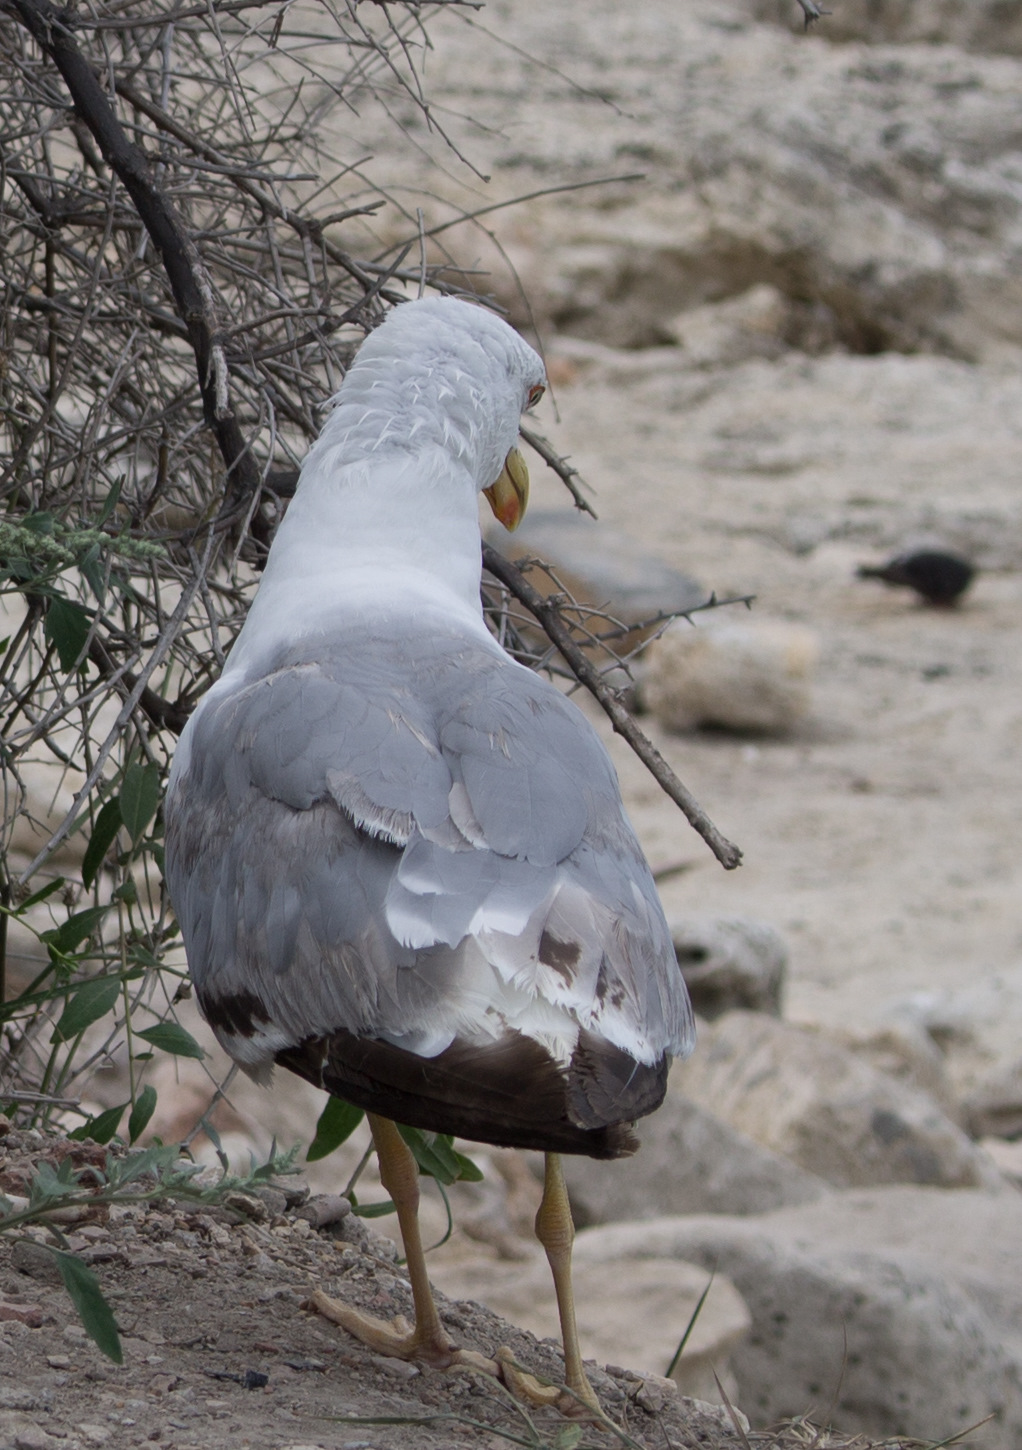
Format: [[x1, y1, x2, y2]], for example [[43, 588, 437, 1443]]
[[164, 296, 694, 1411], [856, 548, 975, 606]]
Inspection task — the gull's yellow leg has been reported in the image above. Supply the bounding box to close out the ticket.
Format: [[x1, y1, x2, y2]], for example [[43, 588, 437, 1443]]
[[310, 1112, 494, 1373], [532, 1151, 600, 1411]]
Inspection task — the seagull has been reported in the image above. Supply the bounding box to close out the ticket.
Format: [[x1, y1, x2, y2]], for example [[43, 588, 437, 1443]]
[[164, 297, 694, 1410], [856, 548, 975, 606]]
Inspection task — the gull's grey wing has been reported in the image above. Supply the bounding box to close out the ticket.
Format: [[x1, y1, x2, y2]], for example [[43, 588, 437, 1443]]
[[164, 622, 693, 1144]]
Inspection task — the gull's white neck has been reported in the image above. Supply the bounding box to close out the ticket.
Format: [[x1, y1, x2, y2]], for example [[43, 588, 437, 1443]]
[[226, 443, 493, 680]]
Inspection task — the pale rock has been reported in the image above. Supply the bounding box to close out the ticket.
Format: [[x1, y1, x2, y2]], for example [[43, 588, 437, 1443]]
[[754, 0, 1022, 54], [978, 1138, 1022, 1188], [356, 1, 1022, 361], [562, 1086, 828, 1226], [430, 1243, 752, 1403], [673, 1010, 1005, 1189], [641, 618, 819, 734], [665, 285, 793, 368], [0, 1417, 58, 1450], [490, 507, 707, 630], [669, 914, 787, 1017], [962, 1056, 1022, 1140], [839, 1021, 962, 1119], [577, 1186, 1022, 1447]]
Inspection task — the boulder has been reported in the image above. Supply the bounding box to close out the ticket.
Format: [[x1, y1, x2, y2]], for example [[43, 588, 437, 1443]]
[[839, 1021, 962, 1119], [979, 1138, 1022, 1189], [669, 915, 787, 1018], [664, 284, 792, 367], [489, 507, 707, 630], [673, 1011, 1004, 1189], [641, 618, 819, 735], [752, 0, 1022, 54], [664, 283, 841, 367], [962, 1056, 1022, 1140], [562, 1088, 828, 1226], [575, 1186, 1022, 1446], [429, 1242, 752, 1404]]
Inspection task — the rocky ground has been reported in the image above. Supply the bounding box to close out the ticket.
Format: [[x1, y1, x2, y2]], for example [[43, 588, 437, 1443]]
[[0, 1122, 846, 1450], [6, 0, 1022, 1446]]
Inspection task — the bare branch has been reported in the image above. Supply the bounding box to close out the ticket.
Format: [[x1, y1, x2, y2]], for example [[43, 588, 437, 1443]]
[[481, 544, 744, 871]]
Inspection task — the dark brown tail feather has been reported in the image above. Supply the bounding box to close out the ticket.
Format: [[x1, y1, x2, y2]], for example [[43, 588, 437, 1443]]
[[276, 1028, 669, 1159]]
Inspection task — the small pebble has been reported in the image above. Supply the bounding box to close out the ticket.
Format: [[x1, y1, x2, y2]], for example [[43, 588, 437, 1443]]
[[368, 1354, 419, 1380], [13, 1425, 57, 1450], [10, 1242, 61, 1283], [0, 1302, 45, 1328]]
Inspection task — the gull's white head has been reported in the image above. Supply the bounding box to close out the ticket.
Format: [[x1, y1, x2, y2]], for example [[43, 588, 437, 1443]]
[[313, 298, 546, 502]]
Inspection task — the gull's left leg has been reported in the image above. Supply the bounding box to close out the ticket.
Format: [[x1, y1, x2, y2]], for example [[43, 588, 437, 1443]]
[[502, 1151, 600, 1412], [310, 1112, 495, 1372]]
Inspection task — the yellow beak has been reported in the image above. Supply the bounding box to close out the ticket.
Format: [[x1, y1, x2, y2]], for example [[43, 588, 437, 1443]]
[[483, 446, 530, 532]]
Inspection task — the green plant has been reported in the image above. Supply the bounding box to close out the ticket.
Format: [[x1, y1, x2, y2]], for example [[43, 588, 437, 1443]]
[[0, 1138, 300, 1360]]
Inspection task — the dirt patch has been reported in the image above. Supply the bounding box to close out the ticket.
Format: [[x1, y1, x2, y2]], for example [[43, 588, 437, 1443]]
[[0, 1125, 905, 1450]]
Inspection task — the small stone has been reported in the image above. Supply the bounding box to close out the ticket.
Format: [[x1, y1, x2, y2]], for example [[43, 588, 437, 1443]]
[[642, 618, 819, 735], [368, 1354, 420, 1380], [10, 1242, 61, 1282], [0, 1302, 45, 1328], [294, 1195, 352, 1230], [634, 1374, 678, 1414], [46, 1355, 71, 1370], [0, 1393, 43, 1412], [669, 915, 787, 1018], [75, 1226, 108, 1243], [77, 1426, 111, 1445], [14, 1424, 58, 1450], [253, 1186, 289, 1217], [223, 1191, 267, 1222]]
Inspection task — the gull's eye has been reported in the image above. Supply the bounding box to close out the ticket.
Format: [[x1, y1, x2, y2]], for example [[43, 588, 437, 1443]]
[[527, 383, 545, 409]]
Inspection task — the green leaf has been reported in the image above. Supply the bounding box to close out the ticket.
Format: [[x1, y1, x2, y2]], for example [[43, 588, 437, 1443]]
[[135, 1021, 204, 1059], [553, 1427, 583, 1450], [44, 595, 92, 671], [69, 1102, 126, 1145], [51, 975, 121, 1043], [127, 1085, 157, 1144], [353, 1198, 397, 1219], [396, 1126, 463, 1186], [79, 543, 106, 605], [30, 1160, 68, 1200], [95, 479, 123, 529], [449, 1147, 484, 1183], [44, 904, 109, 957], [22, 512, 55, 535], [53, 1251, 123, 1363], [81, 798, 123, 890], [110, 1142, 180, 1187], [119, 762, 160, 845], [9, 876, 65, 912], [307, 1097, 364, 1163]]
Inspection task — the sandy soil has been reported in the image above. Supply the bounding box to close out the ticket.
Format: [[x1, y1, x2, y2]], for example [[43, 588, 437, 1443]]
[[0, 1125, 783, 1450]]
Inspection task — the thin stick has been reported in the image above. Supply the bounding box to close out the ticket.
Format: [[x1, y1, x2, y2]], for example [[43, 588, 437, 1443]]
[[482, 545, 743, 871], [519, 424, 596, 518]]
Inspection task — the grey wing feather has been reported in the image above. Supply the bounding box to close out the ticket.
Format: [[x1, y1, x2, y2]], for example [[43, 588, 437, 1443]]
[[165, 623, 693, 1072]]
